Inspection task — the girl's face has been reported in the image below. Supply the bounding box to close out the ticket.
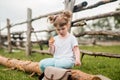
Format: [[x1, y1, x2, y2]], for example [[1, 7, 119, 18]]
[[55, 24, 69, 37]]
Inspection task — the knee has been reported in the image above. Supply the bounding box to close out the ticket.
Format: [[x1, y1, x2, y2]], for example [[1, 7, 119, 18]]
[[55, 62, 74, 69], [39, 60, 45, 72], [55, 63, 65, 68]]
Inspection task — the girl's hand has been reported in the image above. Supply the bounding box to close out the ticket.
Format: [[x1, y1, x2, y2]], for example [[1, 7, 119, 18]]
[[73, 46, 81, 66], [49, 37, 55, 47], [75, 59, 81, 66], [48, 37, 55, 54]]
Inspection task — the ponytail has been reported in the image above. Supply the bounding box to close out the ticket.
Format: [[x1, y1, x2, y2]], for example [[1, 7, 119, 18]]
[[48, 10, 72, 27]]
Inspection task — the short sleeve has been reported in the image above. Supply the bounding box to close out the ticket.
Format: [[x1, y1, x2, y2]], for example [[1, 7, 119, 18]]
[[71, 35, 78, 49]]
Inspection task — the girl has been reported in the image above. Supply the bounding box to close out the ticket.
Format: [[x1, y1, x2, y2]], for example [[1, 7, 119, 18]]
[[39, 10, 81, 72]]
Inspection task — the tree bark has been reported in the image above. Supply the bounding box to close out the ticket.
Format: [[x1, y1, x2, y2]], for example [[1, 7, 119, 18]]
[[0, 55, 110, 80], [0, 55, 40, 74]]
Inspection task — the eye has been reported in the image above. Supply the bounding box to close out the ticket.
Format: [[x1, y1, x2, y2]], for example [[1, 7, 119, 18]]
[[57, 29, 60, 31], [61, 28, 65, 30], [56, 27, 65, 31]]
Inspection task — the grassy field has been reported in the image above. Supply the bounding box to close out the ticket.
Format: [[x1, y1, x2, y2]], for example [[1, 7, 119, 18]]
[[0, 45, 120, 80]]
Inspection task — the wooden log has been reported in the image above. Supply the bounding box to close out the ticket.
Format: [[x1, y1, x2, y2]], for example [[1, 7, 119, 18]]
[[71, 70, 101, 80], [0, 55, 40, 74], [0, 55, 110, 80]]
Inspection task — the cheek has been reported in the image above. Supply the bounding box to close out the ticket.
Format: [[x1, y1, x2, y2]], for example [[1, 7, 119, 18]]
[[64, 29, 68, 32]]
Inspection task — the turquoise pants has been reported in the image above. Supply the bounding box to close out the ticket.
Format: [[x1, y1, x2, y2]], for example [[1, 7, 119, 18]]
[[39, 58, 74, 72]]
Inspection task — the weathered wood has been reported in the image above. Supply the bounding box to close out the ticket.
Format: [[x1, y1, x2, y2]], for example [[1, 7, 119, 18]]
[[26, 8, 32, 56], [0, 0, 117, 31], [74, 30, 120, 37], [32, 49, 51, 55], [71, 70, 101, 80], [8, 27, 120, 38], [72, 20, 87, 27], [64, 0, 75, 12], [32, 11, 62, 22], [33, 29, 55, 33], [64, 0, 75, 32], [0, 55, 111, 80], [72, 10, 120, 24], [12, 46, 120, 59], [11, 31, 25, 34], [7, 19, 12, 53], [76, 0, 117, 12], [80, 50, 120, 62], [0, 55, 40, 74], [73, 1, 88, 12]]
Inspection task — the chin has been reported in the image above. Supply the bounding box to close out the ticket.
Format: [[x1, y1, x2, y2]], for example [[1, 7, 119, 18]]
[[60, 34, 65, 37]]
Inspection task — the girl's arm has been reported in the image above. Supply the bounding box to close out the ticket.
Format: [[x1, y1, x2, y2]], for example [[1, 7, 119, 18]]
[[73, 46, 81, 66], [48, 37, 55, 54], [48, 45, 55, 54]]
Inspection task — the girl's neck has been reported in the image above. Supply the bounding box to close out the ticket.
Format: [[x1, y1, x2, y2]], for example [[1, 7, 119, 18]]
[[59, 32, 70, 39]]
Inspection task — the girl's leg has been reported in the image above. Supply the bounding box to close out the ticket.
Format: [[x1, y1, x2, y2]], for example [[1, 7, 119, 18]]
[[55, 58, 74, 69], [39, 58, 55, 72]]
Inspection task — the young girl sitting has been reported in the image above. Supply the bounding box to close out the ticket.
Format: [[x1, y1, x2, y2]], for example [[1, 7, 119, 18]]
[[39, 10, 81, 73]]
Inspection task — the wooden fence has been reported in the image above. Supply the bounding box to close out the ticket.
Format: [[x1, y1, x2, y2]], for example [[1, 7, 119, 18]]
[[0, 0, 120, 59]]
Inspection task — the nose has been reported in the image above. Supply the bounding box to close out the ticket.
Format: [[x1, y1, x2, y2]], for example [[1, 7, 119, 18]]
[[59, 29, 63, 34]]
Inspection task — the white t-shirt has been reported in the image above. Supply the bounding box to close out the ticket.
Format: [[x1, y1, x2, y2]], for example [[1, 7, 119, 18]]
[[53, 34, 78, 61]]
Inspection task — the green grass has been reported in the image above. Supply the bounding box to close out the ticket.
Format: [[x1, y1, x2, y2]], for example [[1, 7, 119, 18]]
[[75, 56, 120, 80], [77, 45, 120, 80], [0, 48, 51, 80], [0, 65, 36, 80], [79, 45, 120, 53], [0, 45, 120, 80]]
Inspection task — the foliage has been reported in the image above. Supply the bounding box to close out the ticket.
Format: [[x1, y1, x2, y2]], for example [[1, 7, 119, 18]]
[[113, 3, 120, 29]]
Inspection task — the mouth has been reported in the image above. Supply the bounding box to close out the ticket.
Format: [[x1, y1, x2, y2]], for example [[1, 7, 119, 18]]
[[60, 33, 65, 37]]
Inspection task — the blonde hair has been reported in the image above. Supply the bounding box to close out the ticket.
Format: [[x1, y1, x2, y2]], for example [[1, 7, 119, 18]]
[[48, 10, 72, 27]]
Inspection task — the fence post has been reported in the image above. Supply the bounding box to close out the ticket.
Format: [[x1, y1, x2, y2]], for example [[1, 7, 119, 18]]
[[64, 0, 75, 31], [7, 18, 12, 53], [64, 0, 75, 12], [26, 8, 32, 56]]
